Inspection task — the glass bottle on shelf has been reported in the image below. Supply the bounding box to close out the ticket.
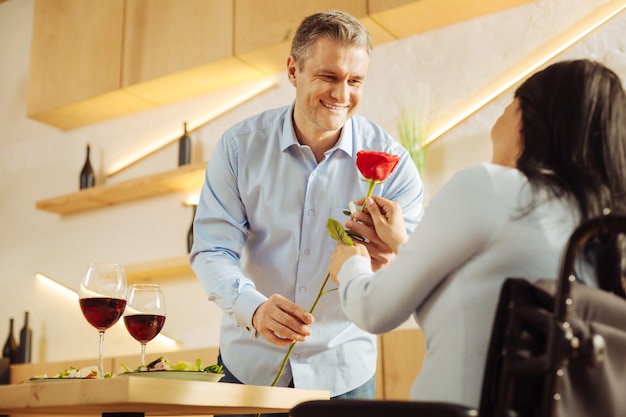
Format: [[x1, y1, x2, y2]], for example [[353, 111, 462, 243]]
[[2, 318, 18, 364], [17, 311, 32, 364], [80, 143, 96, 189], [187, 205, 197, 253], [178, 122, 192, 166]]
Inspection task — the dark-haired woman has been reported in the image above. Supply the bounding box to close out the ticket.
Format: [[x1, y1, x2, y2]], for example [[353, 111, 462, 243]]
[[328, 59, 626, 407]]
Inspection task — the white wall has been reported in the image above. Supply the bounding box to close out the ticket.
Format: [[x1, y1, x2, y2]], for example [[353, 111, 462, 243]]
[[1, 0, 624, 365]]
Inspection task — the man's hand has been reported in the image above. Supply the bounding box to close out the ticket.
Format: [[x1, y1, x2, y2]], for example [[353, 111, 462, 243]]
[[252, 294, 314, 346]]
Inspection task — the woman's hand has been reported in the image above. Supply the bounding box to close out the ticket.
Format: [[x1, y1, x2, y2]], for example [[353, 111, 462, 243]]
[[329, 242, 369, 285], [347, 196, 408, 256]]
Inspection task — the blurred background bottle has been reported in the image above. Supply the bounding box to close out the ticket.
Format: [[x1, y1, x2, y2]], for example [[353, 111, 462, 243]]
[[178, 122, 191, 166], [2, 318, 18, 364], [17, 312, 31, 364], [187, 205, 197, 253], [80, 143, 96, 189]]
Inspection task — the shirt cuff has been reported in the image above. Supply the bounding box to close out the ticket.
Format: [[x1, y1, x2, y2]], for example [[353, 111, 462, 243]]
[[338, 255, 372, 284], [233, 287, 268, 338]]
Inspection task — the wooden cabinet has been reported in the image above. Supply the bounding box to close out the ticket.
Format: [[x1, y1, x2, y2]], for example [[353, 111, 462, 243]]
[[123, 0, 232, 86], [368, 0, 534, 38], [27, 0, 264, 130], [27, 0, 124, 109], [27, 0, 533, 130], [122, 0, 264, 106], [26, 0, 151, 129], [378, 328, 425, 399]]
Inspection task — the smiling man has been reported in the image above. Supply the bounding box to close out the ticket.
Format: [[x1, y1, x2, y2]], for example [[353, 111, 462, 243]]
[[190, 10, 424, 417]]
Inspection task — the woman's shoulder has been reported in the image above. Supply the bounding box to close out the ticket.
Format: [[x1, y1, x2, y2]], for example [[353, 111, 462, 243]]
[[458, 161, 520, 176], [432, 163, 529, 207], [453, 162, 526, 187]]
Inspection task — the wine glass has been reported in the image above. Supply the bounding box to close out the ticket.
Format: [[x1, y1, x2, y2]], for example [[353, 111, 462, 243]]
[[78, 263, 127, 378], [123, 284, 166, 366]]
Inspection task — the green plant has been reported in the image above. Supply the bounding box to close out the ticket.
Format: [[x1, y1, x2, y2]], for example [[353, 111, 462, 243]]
[[397, 107, 428, 176]]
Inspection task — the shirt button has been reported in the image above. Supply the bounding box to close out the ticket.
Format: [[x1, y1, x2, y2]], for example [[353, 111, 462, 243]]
[[307, 210, 314, 216], [304, 248, 310, 255], [299, 287, 306, 293]]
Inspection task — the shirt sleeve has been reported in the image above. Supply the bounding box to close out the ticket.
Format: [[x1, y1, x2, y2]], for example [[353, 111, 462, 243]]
[[337, 164, 497, 333], [190, 134, 267, 332]]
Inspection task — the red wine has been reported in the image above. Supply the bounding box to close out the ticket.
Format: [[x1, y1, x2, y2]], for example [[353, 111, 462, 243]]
[[124, 314, 166, 343], [79, 298, 126, 331]]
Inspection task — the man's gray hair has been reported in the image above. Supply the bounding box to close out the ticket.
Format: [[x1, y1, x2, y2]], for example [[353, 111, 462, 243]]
[[290, 10, 372, 68]]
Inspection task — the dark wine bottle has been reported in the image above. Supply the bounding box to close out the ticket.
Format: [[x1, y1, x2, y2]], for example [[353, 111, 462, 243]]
[[79, 143, 96, 189], [178, 122, 192, 166], [2, 318, 18, 364], [187, 205, 197, 253], [17, 312, 32, 364]]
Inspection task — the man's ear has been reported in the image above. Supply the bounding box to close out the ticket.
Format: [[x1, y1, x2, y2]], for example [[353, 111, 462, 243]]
[[287, 56, 298, 86]]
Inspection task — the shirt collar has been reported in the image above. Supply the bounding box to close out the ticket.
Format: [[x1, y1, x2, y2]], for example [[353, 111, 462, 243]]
[[281, 102, 354, 157]]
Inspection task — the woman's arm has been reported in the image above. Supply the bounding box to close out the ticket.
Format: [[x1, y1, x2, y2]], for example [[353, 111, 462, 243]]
[[334, 164, 498, 333]]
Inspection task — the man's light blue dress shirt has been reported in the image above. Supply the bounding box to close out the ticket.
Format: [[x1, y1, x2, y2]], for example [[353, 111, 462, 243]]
[[190, 103, 424, 396]]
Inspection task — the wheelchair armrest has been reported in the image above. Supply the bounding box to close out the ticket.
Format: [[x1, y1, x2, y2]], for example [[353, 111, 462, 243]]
[[290, 399, 477, 417]]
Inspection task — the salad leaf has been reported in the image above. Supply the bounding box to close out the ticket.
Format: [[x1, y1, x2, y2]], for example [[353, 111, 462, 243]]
[[119, 357, 223, 374], [204, 364, 224, 374]]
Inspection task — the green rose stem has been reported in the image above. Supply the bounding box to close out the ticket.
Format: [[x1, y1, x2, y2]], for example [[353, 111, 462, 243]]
[[257, 220, 352, 417], [268, 272, 333, 388], [360, 179, 377, 212], [255, 275, 335, 417]]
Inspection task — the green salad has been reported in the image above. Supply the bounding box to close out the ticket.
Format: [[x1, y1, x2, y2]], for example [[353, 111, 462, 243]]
[[119, 356, 224, 374]]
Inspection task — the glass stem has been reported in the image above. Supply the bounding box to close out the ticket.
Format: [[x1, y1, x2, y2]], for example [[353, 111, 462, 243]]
[[141, 343, 147, 366], [98, 330, 105, 379]]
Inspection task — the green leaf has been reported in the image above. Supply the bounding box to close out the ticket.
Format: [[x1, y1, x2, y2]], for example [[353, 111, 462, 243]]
[[327, 218, 354, 246], [203, 364, 224, 374]]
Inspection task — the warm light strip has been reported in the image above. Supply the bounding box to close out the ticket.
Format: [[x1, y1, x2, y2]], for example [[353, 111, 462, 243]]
[[183, 195, 200, 206], [106, 78, 278, 178], [35, 272, 179, 346], [153, 332, 179, 347], [35, 272, 77, 299], [423, 0, 626, 146]]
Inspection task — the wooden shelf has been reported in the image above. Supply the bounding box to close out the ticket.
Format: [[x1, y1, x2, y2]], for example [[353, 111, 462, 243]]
[[125, 255, 194, 283], [35, 161, 207, 215]]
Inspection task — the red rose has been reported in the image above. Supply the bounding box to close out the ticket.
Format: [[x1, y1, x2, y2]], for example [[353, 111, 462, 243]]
[[356, 150, 400, 182]]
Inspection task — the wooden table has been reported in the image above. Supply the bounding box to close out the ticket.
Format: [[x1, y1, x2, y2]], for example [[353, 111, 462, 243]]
[[0, 376, 329, 416]]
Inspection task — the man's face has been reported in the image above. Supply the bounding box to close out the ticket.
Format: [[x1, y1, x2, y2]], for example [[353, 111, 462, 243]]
[[288, 37, 370, 142]]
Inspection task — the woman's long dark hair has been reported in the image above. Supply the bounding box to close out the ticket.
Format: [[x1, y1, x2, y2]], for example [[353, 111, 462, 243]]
[[515, 59, 626, 296]]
